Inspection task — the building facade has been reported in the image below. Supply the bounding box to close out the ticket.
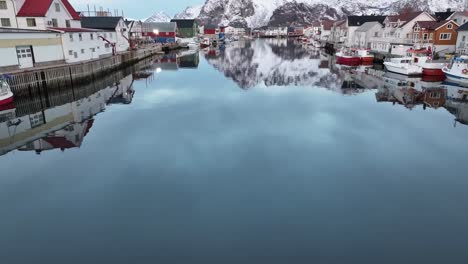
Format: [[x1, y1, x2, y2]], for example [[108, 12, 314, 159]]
[[170, 19, 197, 38], [412, 20, 459, 55]]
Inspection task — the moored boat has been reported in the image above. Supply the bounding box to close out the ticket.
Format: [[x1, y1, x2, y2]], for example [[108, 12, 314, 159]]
[[0, 75, 14, 106], [357, 49, 374, 64], [442, 56, 468, 84], [336, 48, 361, 65], [407, 48, 447, 76], [383, 57, 422, 76]]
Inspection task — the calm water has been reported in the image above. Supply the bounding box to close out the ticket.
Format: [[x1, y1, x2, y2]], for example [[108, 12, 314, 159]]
[[1, 39, 468, 263]]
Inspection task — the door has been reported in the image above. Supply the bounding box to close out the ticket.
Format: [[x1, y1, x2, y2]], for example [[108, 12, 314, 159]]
[[16, 46, 34, 69]]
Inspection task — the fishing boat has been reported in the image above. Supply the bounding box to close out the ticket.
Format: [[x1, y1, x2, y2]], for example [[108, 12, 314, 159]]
[[407, 48, 447, 76], [383, 57, 422, 76], [442, 56, 468, 84], [0, 75, 14, 106], [357, 49, 374, 64], [336, 47, 361, 65]]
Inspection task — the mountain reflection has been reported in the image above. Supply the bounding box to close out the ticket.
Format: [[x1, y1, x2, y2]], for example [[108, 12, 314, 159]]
[[204, 39, 345, 90]]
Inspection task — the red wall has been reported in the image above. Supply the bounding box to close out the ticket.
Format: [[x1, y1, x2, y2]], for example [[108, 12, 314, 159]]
[[143, 32, 176, 38], [204, 29, 216, 35]]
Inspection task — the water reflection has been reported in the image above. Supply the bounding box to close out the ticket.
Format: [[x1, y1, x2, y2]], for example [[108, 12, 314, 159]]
[[2, 40, 468, 158], [0, 69, 136, 156]]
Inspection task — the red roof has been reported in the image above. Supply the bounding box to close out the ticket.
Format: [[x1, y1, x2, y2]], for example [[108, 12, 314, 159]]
[[17, 0, 80, 20], [43, 137, 76, 149]]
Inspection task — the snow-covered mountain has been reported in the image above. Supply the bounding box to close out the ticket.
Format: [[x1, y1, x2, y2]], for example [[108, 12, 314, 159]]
[[174, 5, 203, 19], [195, 0, 465, 28], [144, 11, 171, 23]]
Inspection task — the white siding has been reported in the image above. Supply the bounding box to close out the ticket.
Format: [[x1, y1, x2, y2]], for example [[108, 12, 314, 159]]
[[0, 0, 18, 28], [0, 32, 64, 68], [60, 31, 113, 63]]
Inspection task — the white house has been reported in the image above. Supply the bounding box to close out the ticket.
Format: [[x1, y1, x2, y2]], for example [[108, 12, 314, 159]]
[[0, 0, 19, 28], [49, 28, 114, 63], [329, 20, 346, 43], [345, 16, 386, 47], [15, 0, 81, 30], [370, 12, 435, 56], [456, 22, 468, 54], [353, 22, 383, 48], [125, 19, 143, 40], [81, 16, 130, 53], [448, 11, 468, 26], [0, 27, 64, 70], [224, 26, 246, 36]]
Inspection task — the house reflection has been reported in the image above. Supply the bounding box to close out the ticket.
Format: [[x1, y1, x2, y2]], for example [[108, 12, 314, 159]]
[[152, 50, 200, 72], [0, 70, 136, 156]]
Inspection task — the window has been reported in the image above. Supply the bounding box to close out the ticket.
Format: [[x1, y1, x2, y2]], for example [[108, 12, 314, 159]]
[[414, 26, 420, 32], [109, 33, 113, 39], [1, 18, 11, 27], [103, 33, 107, 38], [81, 49, 85, 54], [463, 36, 466, 42], [68, 50, 73, 56], [55, 3, 60, 12], [430, 92, 440, 98], [440, 33, 451, 40], [447, 24, 453, 29], [105, 43, 110, 48], [52, 18, 58, 27], [90, 48, 95, 52], [74, 52, 77, 58], [26, 18, 36, 27], [78, 33, 82, 41], [423, 33, 428, 40], [429, 33, 433, 39], [65, 20, 70, 28], [90, 33, 94, 40], [0, 1, 7, 10]]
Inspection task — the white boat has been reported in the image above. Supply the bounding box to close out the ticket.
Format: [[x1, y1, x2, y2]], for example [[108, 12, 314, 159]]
[[442, 56, 468, 84], [384, 57, 422, 76], [0, 75, 14, 106]]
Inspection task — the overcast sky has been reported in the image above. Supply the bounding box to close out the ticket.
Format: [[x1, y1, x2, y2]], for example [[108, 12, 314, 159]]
[[70, 0, 204, 19]]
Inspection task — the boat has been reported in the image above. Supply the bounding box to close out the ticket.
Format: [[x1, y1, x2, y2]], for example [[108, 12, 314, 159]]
[[312, 40, 324, 48], [357, 49, 374, 64], [336, 47, 361, 65], [0, 75, 14, 106], [384, 57, 422, 76], [442, 56, 468, 84], [407, 48, 447, 76]]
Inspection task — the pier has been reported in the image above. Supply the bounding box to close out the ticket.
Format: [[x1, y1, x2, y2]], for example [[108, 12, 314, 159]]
[[5, 46, 170, 95]]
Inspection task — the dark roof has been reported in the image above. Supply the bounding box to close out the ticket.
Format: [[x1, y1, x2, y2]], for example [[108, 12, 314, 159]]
[[457, 21, 468, 31], [81, 16, 123, 30], [17, 0, 80, 20], [415, 20, 453, 30], [435, 10, 455, 21], [170, 19, 196, 28], [347, 16, 386, 27]]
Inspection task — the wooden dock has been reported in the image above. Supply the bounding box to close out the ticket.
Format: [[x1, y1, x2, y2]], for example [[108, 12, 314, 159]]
[[5, 46, 165, 95]]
